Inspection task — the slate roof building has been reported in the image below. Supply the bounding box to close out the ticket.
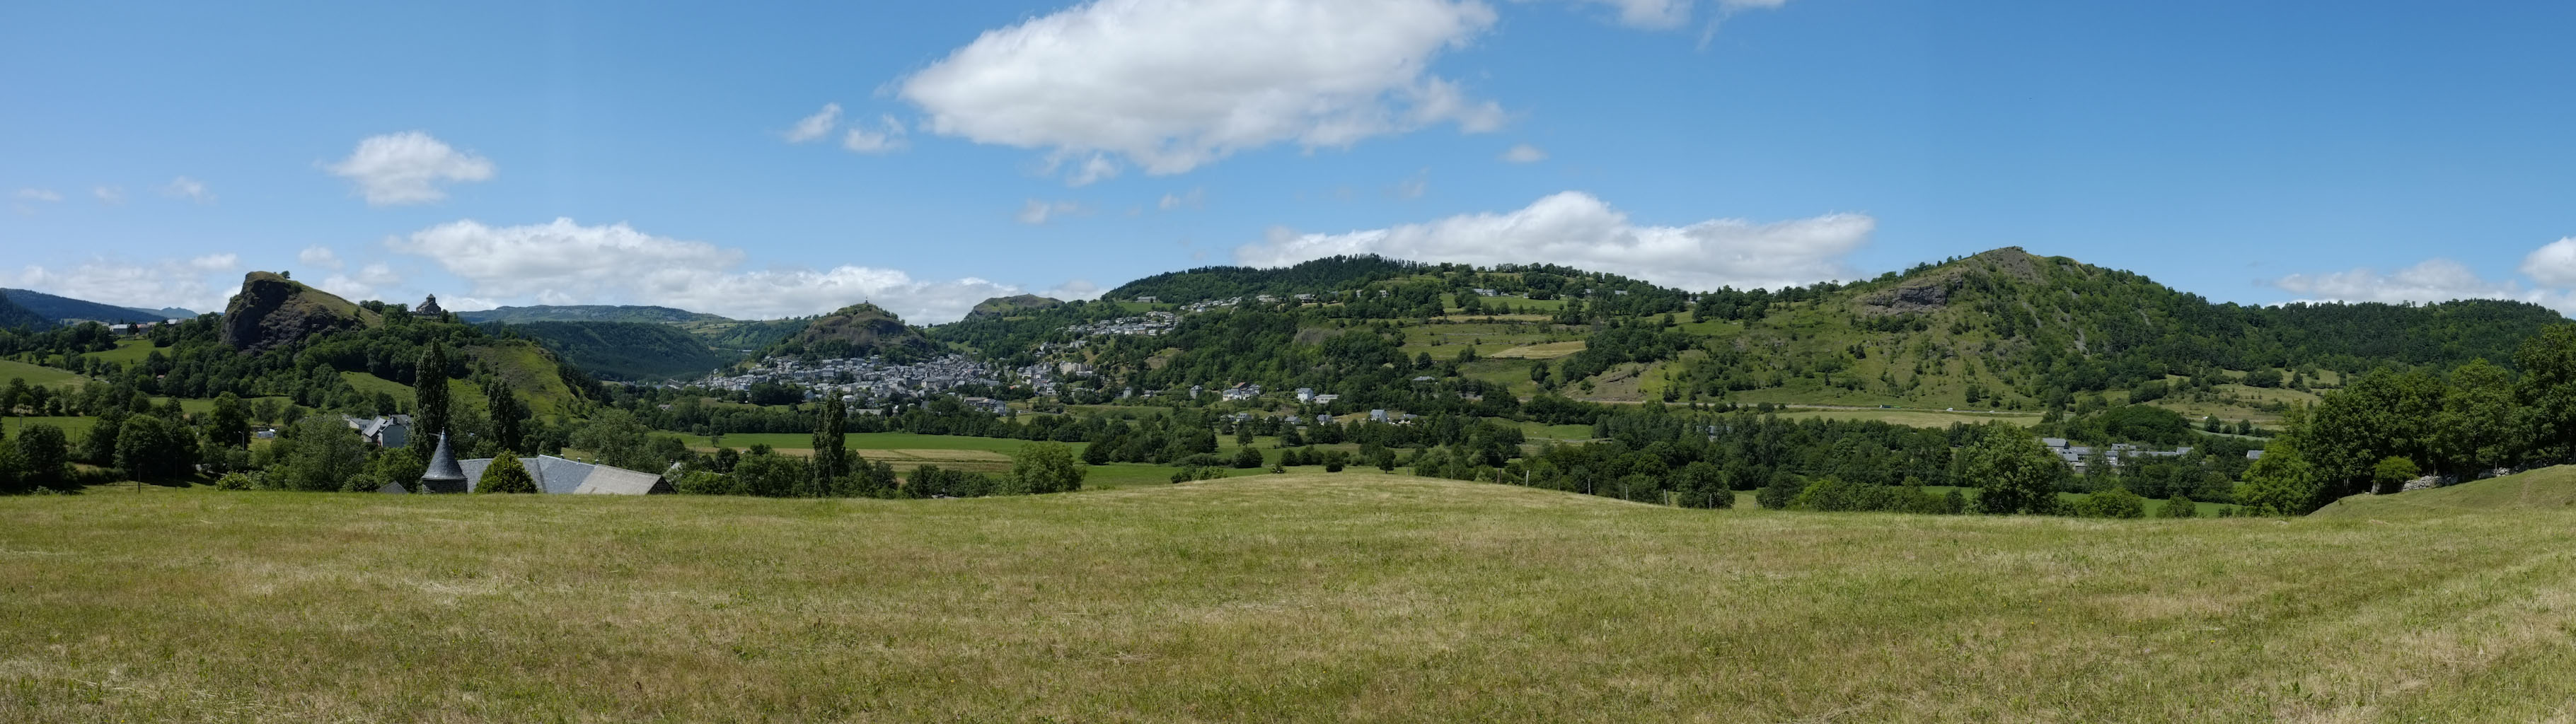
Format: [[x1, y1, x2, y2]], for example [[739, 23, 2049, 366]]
[[417, 432, 469, 494], [415, 294, 446, 317], [343, 414, 412, 448], [457, 455, 674, 495]]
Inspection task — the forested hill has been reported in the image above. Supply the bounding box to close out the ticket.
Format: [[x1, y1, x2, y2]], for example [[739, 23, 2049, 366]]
[[0, 293, 50, 330], [0, 288, 190, 324], [1105, 255, 1428, 303], [1641, 247, 2565, 409], [458, 305, 731, 325], [491, 321, 737, 382], [759, 303, 941, 361]]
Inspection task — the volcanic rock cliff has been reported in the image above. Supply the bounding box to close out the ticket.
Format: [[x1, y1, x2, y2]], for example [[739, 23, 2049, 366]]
[[220, 272, 371, 352]]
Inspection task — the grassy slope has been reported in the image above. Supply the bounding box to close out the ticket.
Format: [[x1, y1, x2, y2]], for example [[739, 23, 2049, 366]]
[[5, 475, 2575, 722], [2314, 465, 2576, 518], [0, 358, 83, 389]]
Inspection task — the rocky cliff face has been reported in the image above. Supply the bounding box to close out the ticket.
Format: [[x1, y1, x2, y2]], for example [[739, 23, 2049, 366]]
[[220, 272, 367, 352]]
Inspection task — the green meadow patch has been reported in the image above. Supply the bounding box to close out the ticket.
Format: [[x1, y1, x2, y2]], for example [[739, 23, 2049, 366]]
[[6, 474, 2575, 722]]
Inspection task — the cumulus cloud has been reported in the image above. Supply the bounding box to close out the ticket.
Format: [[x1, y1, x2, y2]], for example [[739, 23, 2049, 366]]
[[298, 245, 345, 271], [11, 252, 241, 313], [2517, 238, 2576, 288], [1536, 0, 1787, 29], [1501, 144, 1547, 163], [1016, 199, 1085, 225], [899, 0, 1508, 183], [1159, 187, 1206, 211], [2271, 247, 2576, 315], [324, 132, 495, 206], [383, 218, 1040, 322], [162, 176, 213, 202], [16, 188, 62, 203], [1236, 191, 1872, 291], [92, 186, 124, 204], [317, 262, 403, 303], [841, 115, 908, 153], [2268, 259, 2576, 315], [1041, 279, 1104, 300], [785, 103, 843, 143], [1395, 169, 1430, 199]]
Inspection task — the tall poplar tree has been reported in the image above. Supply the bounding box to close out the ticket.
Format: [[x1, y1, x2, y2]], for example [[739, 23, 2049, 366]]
[[414, 341, 450, 462], [811, 395, 846, 496]]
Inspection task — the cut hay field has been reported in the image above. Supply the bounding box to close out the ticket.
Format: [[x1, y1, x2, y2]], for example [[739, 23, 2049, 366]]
[[6, 474, 2575, 722], [1768, 407, 2045, 429], [0, 358, 84, 390]]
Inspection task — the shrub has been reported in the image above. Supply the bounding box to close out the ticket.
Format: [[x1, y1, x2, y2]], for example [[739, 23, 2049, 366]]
[[214, 472, 255, 491], [2160, 494, 2198, 518], [1232, 446, 1265, 469], [1008, 442, 1089, 494], [2077, 487, 2147, 519], [477, 455, 539, 494]]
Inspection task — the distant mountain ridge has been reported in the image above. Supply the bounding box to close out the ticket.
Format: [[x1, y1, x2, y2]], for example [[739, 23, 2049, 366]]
[[1, 288, 199, 324], [458, 305, 734, 325]]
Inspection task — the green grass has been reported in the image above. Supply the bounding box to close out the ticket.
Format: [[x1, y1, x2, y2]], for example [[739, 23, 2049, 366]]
[[81, 338, 158, 366], [0, 358, 84, 390], [2, 415, 98, 441], [6, 474, 2576, 721], [2314, 465, 2576, 518]]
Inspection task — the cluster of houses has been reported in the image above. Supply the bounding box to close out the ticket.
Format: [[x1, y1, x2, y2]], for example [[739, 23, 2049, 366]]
[[2040, 438, 2197, 474], [689, 354, 1001, 399], [1065, 311, 1180, 337]]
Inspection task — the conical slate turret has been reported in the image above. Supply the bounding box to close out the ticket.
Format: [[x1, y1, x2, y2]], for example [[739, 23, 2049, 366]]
[[418, 431, 468, 494]]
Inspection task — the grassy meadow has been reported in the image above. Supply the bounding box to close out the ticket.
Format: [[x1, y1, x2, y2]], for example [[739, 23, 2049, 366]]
[[7, 473, 2576, 722]]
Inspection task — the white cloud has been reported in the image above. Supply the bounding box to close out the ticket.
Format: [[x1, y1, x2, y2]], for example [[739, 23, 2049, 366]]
[[92, 186, 124, 204], [11, 252, 242, 313], [324, 132, 495, 206], [317, 262, 404, 303], [2270, 258, 2576, 313], [841, 115, 908, 154], [1159, 187, 1206, 211], [299, 245, 345, 271], [383, 218, 1036, 322], [899, 0, 1508, 183], [1535, 0, 1788, 29], [1234, 191, 1874, 291], [1501, 144, 1547, 163], [163, 176, 212, 202], [1395, 169, 1429, 199], [2517, 238, 2576, 288], [1041, 279, 1104, 300], [785, 103, 843, 143], [16, 188, 62, 203], [1016, 199, 1085, 225]]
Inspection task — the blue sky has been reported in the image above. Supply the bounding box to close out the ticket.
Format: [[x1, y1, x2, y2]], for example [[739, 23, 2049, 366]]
[[4, 0, 2572, 322]]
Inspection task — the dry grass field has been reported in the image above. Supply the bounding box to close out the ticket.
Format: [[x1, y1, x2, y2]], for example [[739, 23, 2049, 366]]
[[6, 474, 2576, 722]]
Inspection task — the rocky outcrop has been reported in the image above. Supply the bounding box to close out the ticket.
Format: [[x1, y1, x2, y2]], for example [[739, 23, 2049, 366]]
[[774, 303, 938, 358], [220, 272, 366, 352]]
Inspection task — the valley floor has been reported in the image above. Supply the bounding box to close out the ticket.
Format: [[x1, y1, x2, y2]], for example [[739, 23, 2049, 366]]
[[6, 474, 2575, 723]]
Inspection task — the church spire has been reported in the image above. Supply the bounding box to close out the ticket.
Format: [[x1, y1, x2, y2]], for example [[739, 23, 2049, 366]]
[[418, 431, 468, 494]]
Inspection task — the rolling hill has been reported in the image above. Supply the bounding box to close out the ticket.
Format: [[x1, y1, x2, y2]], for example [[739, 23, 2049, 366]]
[[1, 288, 193, 324], [928, 248, 2567, 427], [2312, 465, 2576, 518], [494, 320, 738, 382]]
